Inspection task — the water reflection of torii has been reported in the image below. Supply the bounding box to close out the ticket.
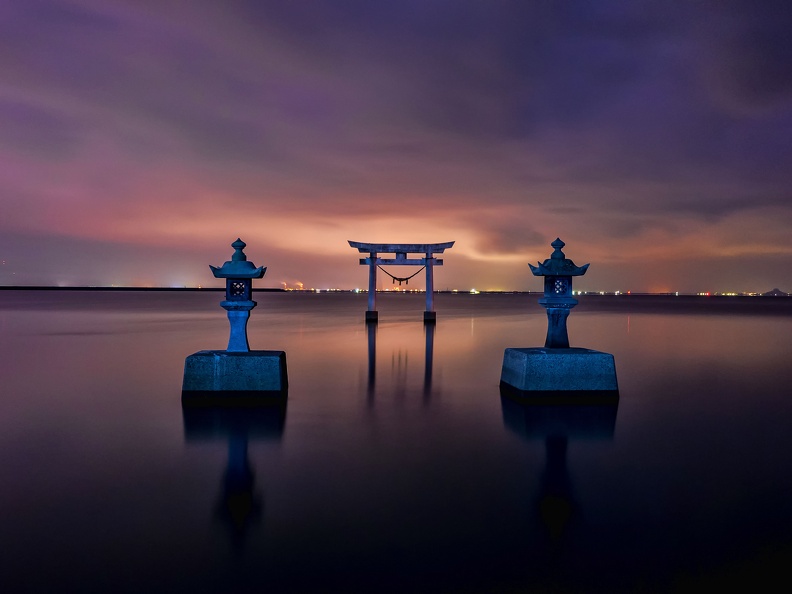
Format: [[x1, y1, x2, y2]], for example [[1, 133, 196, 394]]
[[366, 322, 435, 402], [348, 241, 455, 323]]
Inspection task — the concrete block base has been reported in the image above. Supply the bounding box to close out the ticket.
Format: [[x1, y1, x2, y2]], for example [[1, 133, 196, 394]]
[[182, 350, 288, 405], [500, 347, 618, 398]]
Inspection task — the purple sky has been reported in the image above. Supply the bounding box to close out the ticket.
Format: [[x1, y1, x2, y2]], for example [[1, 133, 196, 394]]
[[2, 0, 791, 292]]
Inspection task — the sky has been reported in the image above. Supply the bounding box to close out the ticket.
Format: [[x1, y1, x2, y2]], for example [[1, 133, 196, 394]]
[[2, 0, 791, 293]]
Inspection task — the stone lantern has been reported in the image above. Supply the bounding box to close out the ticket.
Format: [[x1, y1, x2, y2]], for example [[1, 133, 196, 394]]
[[529, 238, 589, 348], [500, 238, 618, 399], [210, 238, 266, 352], [182, 239, 288, 403]]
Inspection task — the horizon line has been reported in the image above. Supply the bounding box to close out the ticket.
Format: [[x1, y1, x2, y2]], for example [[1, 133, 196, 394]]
[[0, 286, 788, 297]]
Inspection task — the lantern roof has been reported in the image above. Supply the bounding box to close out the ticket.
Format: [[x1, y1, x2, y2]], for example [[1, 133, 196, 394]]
[[210, 238, 266, 279], [529, 238, 590, 277]]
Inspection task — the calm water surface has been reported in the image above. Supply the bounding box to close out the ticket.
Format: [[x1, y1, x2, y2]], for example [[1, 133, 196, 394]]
[[1, 291, 792, 592]]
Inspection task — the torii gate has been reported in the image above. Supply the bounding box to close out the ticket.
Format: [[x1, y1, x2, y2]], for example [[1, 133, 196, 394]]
[[348, 241, 455, 323]]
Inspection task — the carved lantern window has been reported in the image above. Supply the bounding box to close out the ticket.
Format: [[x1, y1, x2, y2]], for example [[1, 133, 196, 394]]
[[226, 279, 252, 300]]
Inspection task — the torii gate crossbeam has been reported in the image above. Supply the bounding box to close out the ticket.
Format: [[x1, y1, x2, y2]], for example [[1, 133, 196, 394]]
[[348, 241, 455, 323]]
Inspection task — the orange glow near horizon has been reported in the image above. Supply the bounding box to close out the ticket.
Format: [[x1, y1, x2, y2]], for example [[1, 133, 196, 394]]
[[1, 3, 790, 294]]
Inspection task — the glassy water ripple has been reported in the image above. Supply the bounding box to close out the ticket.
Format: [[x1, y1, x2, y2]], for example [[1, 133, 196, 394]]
[[1, 291, 792, 592]]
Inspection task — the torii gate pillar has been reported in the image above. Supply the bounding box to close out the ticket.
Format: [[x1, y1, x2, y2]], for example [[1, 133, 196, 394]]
[[424, 257, 435, 322], [349, 241, 455, 324], [366, 252, 378, 322]]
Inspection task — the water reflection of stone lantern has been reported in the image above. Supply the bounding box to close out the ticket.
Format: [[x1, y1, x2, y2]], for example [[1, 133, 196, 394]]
[[182, 239, 288, 403], [500, 238, 618, 399], [182, 406, 286, 550], [500, 395, 618, 545]]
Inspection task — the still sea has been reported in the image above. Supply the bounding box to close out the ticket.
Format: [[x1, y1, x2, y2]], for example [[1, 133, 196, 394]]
[[1, 290, 792, 593]]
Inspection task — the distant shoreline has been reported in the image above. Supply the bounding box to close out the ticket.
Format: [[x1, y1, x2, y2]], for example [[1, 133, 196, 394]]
[[0, 286, 788, 298], [0, 286, 282, 292]]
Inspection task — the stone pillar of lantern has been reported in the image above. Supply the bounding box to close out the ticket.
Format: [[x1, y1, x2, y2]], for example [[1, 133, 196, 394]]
[[500, 238, 618, 399], [182, 239, 288, 404], [210, 239, 263, 352], [532, 238, 587, 348]]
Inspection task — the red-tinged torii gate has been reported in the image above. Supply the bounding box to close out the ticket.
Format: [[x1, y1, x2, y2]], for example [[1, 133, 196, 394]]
[[348, 241, 455, 323]]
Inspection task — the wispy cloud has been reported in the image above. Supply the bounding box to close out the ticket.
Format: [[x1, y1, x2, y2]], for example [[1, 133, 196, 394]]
[[2, 0, 791, 291]]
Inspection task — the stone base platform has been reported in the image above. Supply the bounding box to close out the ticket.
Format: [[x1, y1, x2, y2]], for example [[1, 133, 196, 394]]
[[182, 350, 288, 405], [500, 347, 618, 399]]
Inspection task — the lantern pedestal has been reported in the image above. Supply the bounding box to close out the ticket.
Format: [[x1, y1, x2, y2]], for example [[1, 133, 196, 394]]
[[500, 348, 618, 398], [222, 300, 255, 352], [182, 350, 288, 404], [500, 239, 618, 399], [181, 239, 288, 406]]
